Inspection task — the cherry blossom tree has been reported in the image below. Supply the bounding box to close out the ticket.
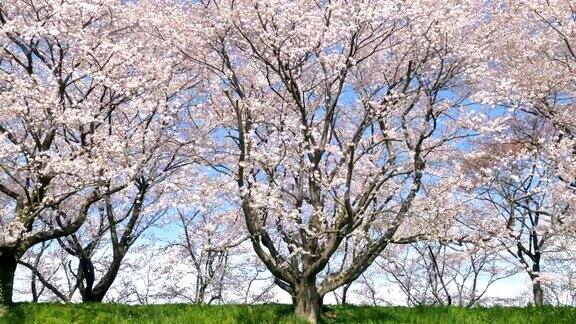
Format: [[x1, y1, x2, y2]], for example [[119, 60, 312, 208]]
[[0, 0, 193, 304], [373, 242, 515, 307], [0, 0, 124, 305], [154, 174, 249, 305], [464, 0, 576, 306], [20, 170, 266, 305], [459, 122, 575, 306], [160, 0, 489, 321], [43, 79, 202, 303], [3, 0, 576, 315], [541, 248, 576, 306]]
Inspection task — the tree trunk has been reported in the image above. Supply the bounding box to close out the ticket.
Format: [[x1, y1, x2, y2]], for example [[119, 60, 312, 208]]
[[531, 260, 543, 306], [0, 250, 18, 305], [78, 255, 98, 302], [82, 295, 105, 303], [31, 276, 38, 302], [80, 265, 125, 303], [533, 279, 544, 306], [341, 283, 350, 305], [294, 278, 322, 324], [81, 289, 105, 303]]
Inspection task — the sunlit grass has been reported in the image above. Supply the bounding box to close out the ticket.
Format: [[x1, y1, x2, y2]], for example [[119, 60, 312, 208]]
[[1, 303, 575, 323]]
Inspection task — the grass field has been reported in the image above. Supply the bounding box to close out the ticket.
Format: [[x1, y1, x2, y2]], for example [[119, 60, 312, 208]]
[[1, 303, 576, 323]]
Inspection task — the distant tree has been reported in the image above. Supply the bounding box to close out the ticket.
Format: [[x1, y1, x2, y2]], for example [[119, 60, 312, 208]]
[[464, 0, 576, 306]]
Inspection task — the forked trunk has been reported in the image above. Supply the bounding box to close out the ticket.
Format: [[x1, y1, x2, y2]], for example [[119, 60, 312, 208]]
[[0, 250, 18, 305], [79, 255, 125, 303], [294, 277, 322, 324]]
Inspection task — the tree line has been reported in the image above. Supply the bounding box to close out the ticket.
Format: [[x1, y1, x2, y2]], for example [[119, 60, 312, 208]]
[[0, 1, 575, 323]]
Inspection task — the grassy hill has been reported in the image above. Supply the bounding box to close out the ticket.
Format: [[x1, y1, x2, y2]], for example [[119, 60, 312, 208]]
[[1, 303, 576, 323]]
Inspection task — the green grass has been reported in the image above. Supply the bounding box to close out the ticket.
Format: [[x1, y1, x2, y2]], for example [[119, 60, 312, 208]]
[[1, 303, 575, 323]]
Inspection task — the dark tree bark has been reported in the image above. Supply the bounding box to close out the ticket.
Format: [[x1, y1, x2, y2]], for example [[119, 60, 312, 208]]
[[81, 255, 129, 303], [341, 282, 351, 306], [0, 250, 17, 305]]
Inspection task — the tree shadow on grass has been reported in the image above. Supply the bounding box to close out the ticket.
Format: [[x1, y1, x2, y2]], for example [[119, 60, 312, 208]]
[[231, 304, 301, 324], [321, 305, 399, 324]]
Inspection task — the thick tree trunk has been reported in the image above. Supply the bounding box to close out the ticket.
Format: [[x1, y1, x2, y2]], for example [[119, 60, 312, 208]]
[[82, 291, 105, 303], [79, 260, 128, 303], [78, 256, 98, 302], [294, 278, 322, 324], [0, 250, 18, 306], [81, 283, 106, 303], [533, 280, 544, 306], [80, 258, 126, 303]]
